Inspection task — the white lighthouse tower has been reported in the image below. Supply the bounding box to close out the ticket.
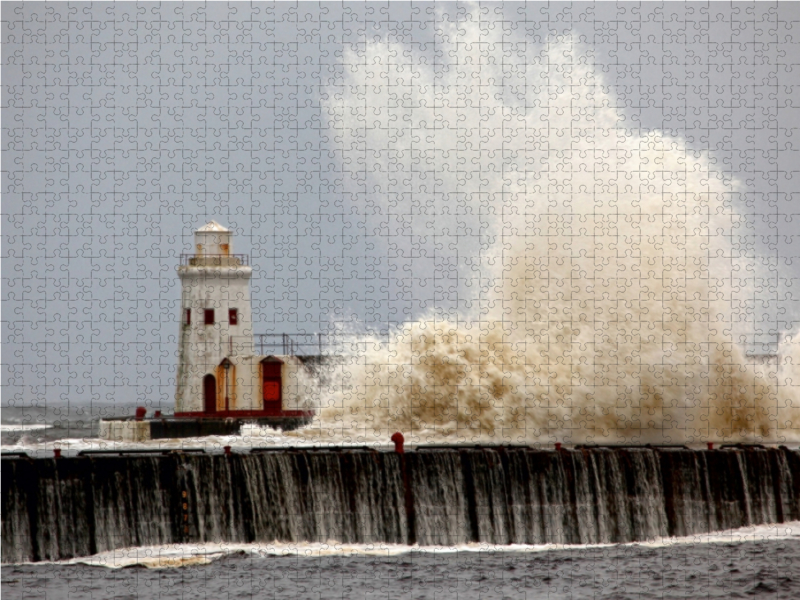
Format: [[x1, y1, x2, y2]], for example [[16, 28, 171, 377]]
[[175, 221, 255, 414], [100, 219, 315, 441]]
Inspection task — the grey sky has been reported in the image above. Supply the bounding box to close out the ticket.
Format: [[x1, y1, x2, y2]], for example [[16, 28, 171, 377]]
[[3, 2, 799, 412]]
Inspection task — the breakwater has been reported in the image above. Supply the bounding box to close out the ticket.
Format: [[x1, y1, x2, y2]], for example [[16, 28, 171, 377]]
[[3, 446, 799, 563]]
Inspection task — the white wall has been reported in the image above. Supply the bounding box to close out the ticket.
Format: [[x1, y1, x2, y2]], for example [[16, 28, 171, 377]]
[[175, 262, 254, 413]]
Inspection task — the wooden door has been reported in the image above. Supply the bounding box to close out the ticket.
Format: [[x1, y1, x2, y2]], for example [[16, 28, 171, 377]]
[[203, 374, 217, 413]]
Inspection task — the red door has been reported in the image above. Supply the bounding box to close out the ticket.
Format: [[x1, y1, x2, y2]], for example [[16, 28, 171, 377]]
[[203, 374, 217, 413], [261, 361, 282, 414]]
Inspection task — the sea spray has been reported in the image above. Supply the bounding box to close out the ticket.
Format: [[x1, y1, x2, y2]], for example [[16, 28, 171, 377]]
[[303, 12, 800, 444]]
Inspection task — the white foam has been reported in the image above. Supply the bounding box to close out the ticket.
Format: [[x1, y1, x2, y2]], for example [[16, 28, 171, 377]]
[[4, 425, 800, 455], [0, 425, 393, 455], [0, 424, 51, 432], [23, 521, 800, 569]]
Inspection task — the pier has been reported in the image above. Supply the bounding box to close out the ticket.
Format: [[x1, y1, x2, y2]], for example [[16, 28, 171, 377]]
[[4, 444, 799, 563]]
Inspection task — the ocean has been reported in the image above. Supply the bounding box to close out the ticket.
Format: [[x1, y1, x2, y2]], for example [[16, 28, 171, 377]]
[[4, 403, 800, 600], [0, 403, 141, 447], [4, 402, 800, 600], [3, 532, 799, 600]]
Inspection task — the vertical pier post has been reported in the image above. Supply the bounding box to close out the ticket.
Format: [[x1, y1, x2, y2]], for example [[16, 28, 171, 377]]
[[392, 433, 415, 544]]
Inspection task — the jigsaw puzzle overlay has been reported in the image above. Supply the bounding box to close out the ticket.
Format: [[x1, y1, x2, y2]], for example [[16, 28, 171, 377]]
[[3, 3, 800, 599]]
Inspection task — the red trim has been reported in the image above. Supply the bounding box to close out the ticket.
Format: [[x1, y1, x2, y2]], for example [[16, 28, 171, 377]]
[[175, 409, 314, 419]]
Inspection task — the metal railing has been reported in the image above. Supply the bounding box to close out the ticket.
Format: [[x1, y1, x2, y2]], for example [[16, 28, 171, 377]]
[[255, 333, 389, 356], [180, 254, 250, 267], [226, 336, 255, 356]]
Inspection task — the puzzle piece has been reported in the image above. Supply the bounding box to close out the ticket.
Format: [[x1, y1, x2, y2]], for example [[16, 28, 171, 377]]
[[3, 3, 800, 599]]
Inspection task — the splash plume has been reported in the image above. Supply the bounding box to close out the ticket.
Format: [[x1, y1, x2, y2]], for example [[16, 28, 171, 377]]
[[303, 13, 799, 444]]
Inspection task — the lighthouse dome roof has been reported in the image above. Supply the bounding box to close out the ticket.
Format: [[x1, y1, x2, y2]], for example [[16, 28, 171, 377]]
[[196, 220, 229, 233]]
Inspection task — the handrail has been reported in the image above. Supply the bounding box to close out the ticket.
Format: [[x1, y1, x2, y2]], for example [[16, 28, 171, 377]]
[[179, 254, 249, 267], [250, 446, 380, 453], [0, 452, 30, 459], [77, 448, 207, 456], [255, 332, 390, 356]]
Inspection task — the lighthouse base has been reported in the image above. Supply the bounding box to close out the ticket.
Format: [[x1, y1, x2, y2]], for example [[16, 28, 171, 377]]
[[99, 413, 314, 442]]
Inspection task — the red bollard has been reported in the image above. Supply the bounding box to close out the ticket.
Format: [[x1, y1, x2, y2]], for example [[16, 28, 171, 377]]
[[391, 432, 405, 454], [135, 406, 147, 421], [224, 446, 232, 456], [555, 443, 562, 451], [53, 449, 62, 459], [707, 442, 714, 450], [154, 410, 162, 418]]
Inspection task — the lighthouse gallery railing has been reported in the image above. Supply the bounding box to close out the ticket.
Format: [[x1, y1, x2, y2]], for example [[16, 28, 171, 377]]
[[180, 254, 250, 267]]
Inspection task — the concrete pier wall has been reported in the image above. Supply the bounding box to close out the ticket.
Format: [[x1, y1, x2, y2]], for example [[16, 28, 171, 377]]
[[3, 446, 799, 563]]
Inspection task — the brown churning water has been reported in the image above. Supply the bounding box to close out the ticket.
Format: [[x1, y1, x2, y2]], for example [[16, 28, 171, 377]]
[[299, 21, 800, 445]]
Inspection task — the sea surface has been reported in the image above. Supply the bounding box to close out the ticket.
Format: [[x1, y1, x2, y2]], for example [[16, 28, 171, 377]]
[[0, 403, 148, 447], [3, 536, 799, 600], [4, 403, 800, 599]]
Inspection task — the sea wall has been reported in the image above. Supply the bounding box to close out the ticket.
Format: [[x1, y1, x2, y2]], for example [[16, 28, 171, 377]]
[[3, 446, 799, 563]]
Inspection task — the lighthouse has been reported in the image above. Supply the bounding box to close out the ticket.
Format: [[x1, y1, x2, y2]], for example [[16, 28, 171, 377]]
[[99, 220, 314, 441], [175, 221, 254, 413]]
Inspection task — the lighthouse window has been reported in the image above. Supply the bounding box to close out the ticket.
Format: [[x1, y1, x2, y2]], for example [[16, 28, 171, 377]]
[[185, 308, 191, 325], [204, 309, 215, 325], [229, 308, 238, 325]]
